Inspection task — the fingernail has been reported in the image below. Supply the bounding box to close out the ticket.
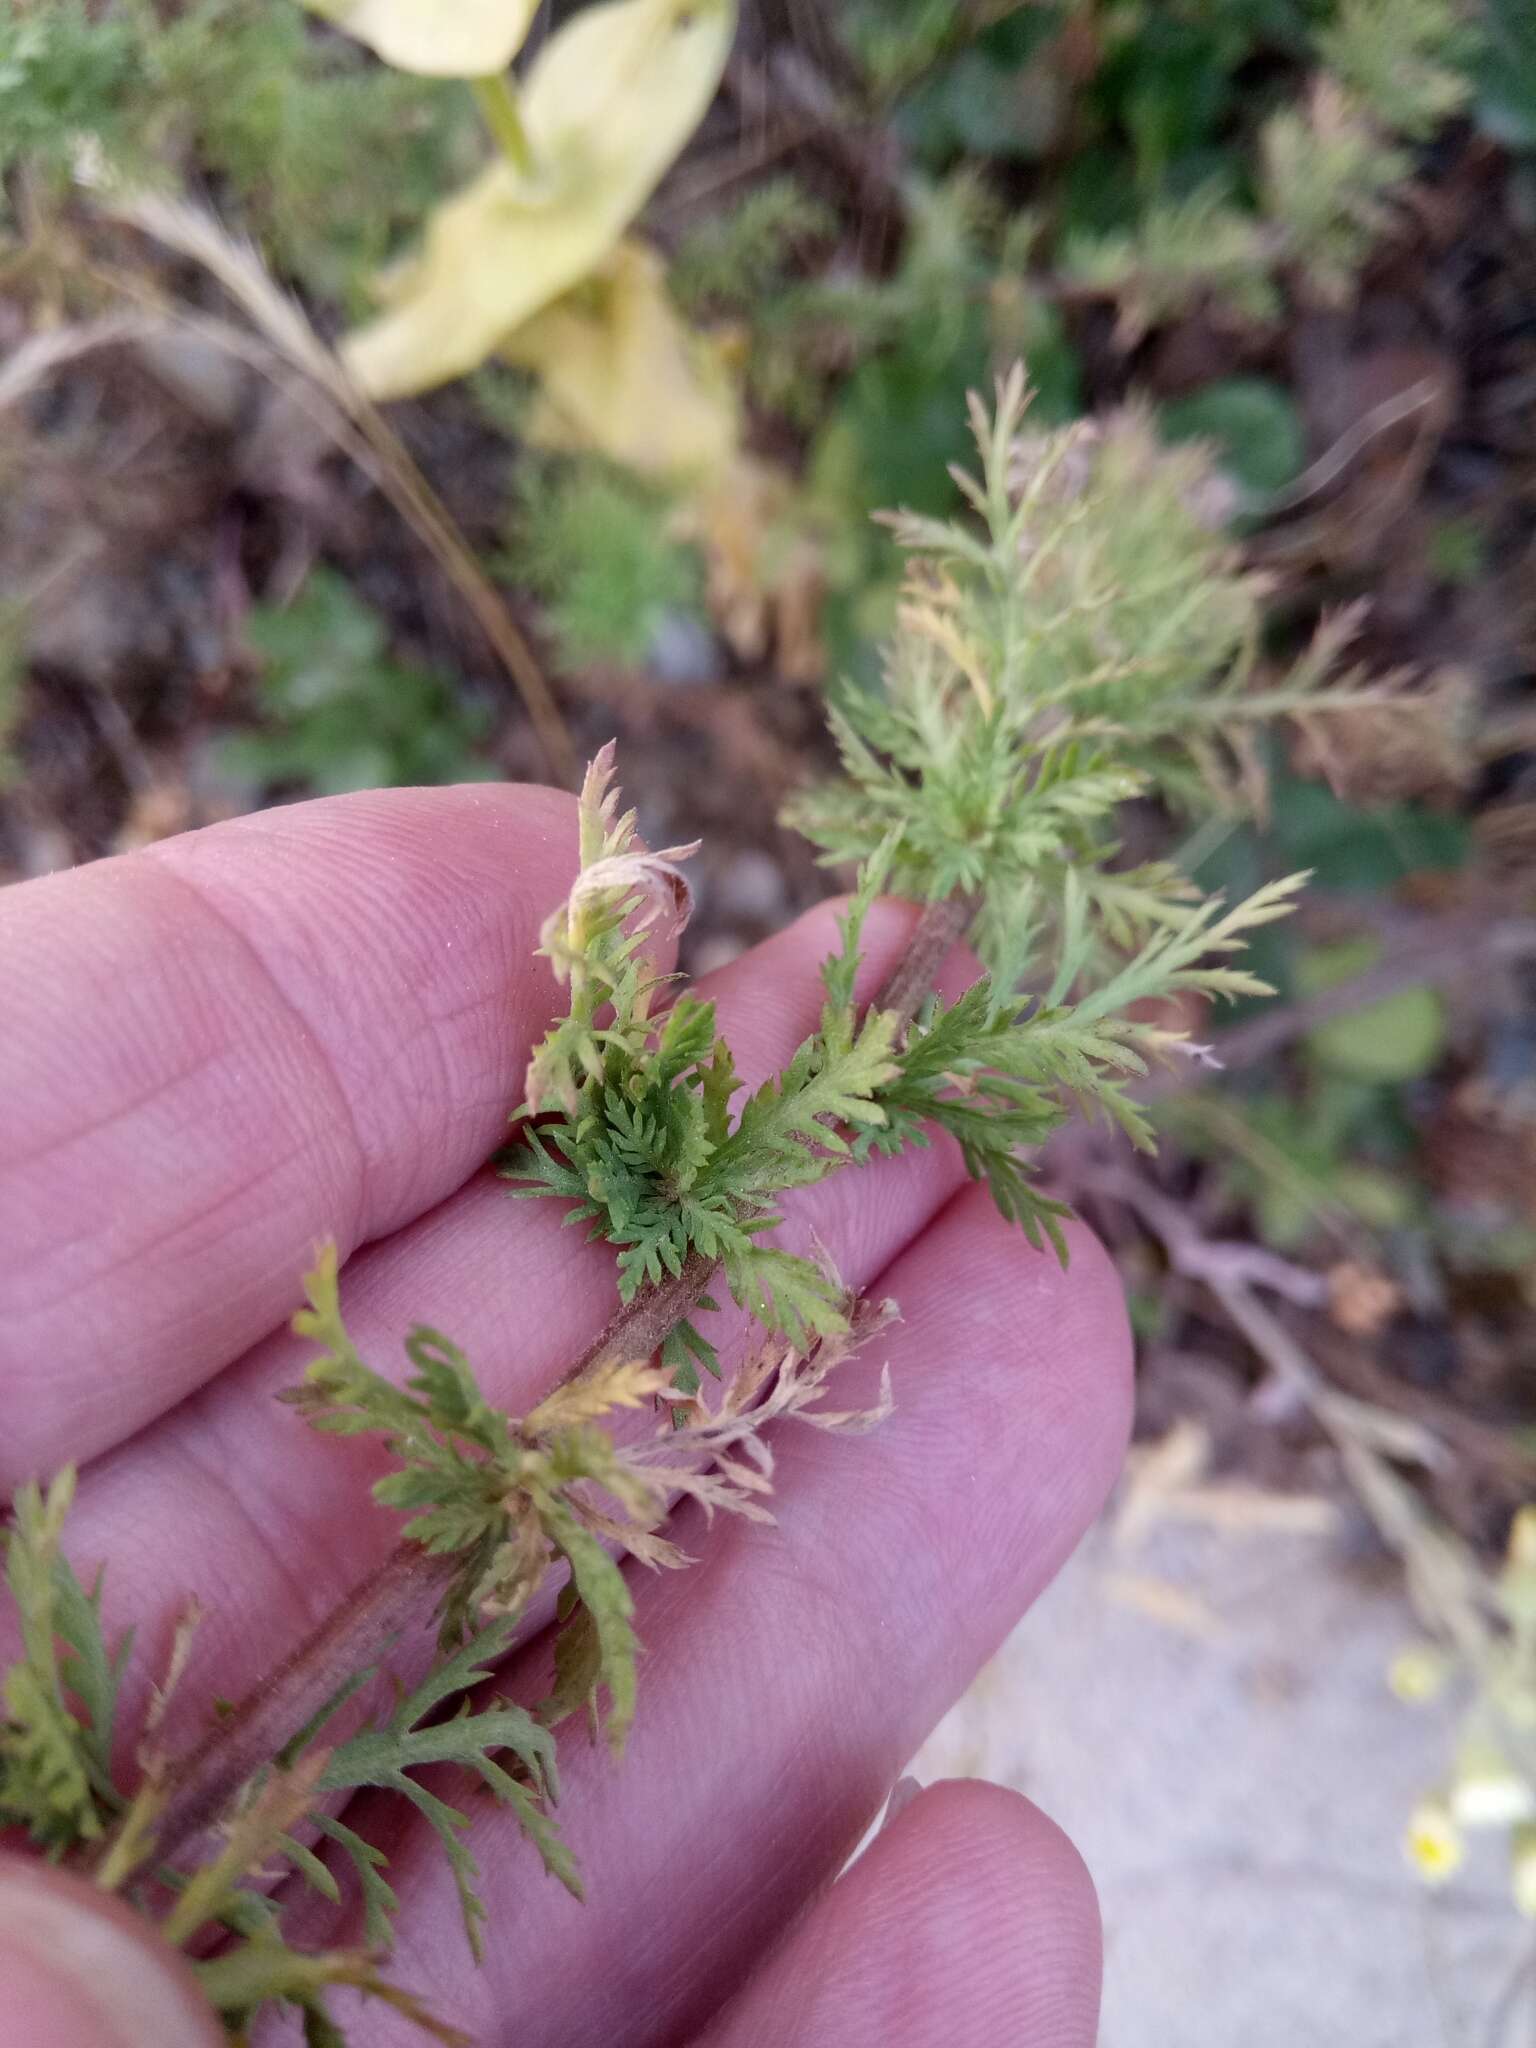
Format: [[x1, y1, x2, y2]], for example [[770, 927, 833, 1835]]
[[0, 1861, 218, 2048]]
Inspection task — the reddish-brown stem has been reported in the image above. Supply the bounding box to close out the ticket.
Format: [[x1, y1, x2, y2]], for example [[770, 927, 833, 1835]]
[[141, 1547, 458, 1871], [134, 893, 972, 1875], [876, 891, 977, 1025]]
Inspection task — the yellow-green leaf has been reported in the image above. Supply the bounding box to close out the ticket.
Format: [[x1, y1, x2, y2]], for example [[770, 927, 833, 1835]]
[[504, 240, 740, 481], [307, 0, 539, 76], [344, 0, 738, 397], [1298, 939, 1445, 1084]]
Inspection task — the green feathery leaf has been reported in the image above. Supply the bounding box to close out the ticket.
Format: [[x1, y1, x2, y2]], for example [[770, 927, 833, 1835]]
[[317, 1617, 579, 1957], [0, 1469, 129, 1851]]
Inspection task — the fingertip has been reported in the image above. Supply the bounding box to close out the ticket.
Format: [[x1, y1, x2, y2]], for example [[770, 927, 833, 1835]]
[[699, 1777, 1102, 2047], [0, 1857, 221, 2048], [888, 1777, 1102, 1981]]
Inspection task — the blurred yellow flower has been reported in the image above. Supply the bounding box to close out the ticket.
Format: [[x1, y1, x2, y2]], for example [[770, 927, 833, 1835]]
[[343, 0, 737, 398], [308, 0, 539, 76], [1405, 1796, 1464, 1884], [1387, 1643, 1451, 1705], [504, 241, 740, 482]]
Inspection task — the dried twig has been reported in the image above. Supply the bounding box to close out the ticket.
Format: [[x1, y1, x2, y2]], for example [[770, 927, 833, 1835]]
[[1261, 377, 1442, 516], [0, 314, 160, 413], [1086, 1162, 1443, 1467], [102, 190, 579, 789]]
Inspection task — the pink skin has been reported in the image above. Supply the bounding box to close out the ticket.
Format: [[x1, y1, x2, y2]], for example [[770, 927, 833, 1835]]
[[0, 787, 1131, 2046], [0, 1857, 221, 2048], [694, 1780, 1103, 2048]]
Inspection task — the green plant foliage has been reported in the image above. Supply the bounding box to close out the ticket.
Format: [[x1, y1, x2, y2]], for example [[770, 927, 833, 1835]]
[[835, 0, 973, 97], [0, 0, 1499, 1996], [815, 311, 993, 523], [1159, 377, 1307, 501], [896, 8, 1069, 164], [510, 458, 706, 668], [0, 1469, 130, 1853], [1055, 0, 1477, 338], [195, 1940, 470, 2048], [223, 568, 491, 794], [1257, 766, 1472, 890], [504, 749, 890, 1345], [1175, 1085, 1418, 1249], [0, 0, 473, 299], [281, 1245, 640, 1708], [0, 2, 143, 189], [1259, 80, 1408, 302], [315, 1620, 581, 1955], [1298, 938, 1447, 1083], [1087, 2, 1290, 196], [508, 379, 1335, 1292], [1317, 0, 1476, 142], [1, 354, 1424, 2037], [1, 1277, 856, 2041], [788, 371, 1378, 988], [1477, 0, 1536, 147], [1063, 180, 1278, 342], [1425, 515, 1488, 587], [670, 176, 837, 316], [752, 169, 1004, 445], [799, 176, 1077, 676]]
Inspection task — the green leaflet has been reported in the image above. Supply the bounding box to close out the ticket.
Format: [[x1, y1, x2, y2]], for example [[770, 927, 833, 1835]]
[[282, 1246, 661, 1734], [282, 1247, 519, 1583], [537, 1500, 639, 1757], [310, 1817, 398, 1950], [193, 1939, 469, 2048], [700, 1009, 901, 1198], [316, 1618, 581, 1956], [0, 1468, 129, 1852], [509, 703, 1312, 1336], [661, 1309, 722, 1398], [721, 1245, 849, 1351]]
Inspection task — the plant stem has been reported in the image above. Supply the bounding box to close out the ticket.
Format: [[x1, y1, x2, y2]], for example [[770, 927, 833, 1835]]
[[104, 190, 578, 790], [471, 74, 536, 178], [124, 1545, 458, 1882], [876, 891, 977, 1027], [133, 894, 973, 1874]]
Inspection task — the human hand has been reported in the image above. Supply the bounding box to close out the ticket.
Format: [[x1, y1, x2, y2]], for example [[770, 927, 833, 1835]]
[[0, 784, 1130, 2046]]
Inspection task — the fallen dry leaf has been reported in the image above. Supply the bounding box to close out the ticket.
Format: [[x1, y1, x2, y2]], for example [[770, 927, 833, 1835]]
[[1326, 1259, 1403, 1339]]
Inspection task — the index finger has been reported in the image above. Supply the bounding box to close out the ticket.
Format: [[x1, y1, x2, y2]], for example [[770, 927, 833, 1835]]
[[0, 782, 591, 1489]]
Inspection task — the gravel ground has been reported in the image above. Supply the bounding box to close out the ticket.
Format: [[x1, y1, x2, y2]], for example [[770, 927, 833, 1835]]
[[913, 1502, 1531, 2047]]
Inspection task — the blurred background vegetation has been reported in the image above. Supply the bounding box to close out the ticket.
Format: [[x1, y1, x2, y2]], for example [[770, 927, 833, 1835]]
[[3, 0, 1536, 2021]]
